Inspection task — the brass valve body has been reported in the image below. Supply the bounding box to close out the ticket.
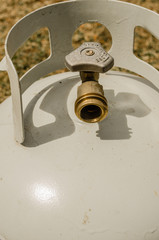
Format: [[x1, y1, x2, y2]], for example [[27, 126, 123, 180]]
[[75, 80, 108, 123], [65, 42, 114, 123]]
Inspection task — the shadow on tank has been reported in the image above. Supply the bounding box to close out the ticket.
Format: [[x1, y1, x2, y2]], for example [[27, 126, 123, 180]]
[[23, 76, 79, 147], [23, 74, 151, 147], [97, 89, 151, 140]]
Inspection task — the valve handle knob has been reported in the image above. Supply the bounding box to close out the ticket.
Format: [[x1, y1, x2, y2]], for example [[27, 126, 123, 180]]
[[65, 42, 114, 73]]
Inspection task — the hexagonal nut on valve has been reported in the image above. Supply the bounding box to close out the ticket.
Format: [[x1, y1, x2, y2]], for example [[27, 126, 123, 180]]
[[65, 42, 114, 123], [65, 42, 114, 73]]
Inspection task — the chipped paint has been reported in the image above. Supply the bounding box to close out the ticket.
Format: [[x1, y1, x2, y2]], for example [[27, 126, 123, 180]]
[[116, 17, 129, 24], [144, 227, 159, 240]]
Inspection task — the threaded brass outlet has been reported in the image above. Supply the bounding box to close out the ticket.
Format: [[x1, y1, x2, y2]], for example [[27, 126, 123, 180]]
[[75, 81, 108, 123]]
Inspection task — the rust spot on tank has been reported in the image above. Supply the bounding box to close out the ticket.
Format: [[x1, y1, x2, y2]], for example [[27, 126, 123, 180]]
[[154, 191, 158, 197], [82, 209, 92, 224], [83, 213, 89, 224]]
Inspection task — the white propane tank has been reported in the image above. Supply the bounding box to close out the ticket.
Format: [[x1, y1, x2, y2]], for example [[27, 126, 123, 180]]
[[0, 1, 159, 240]]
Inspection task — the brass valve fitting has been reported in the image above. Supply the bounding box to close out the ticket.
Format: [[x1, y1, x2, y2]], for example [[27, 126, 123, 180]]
[[75, 79, 108, 123], [65, 42, 114, 123]]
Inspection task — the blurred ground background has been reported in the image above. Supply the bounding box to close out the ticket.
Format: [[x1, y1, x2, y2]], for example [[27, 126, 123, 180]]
[[0, 0, 159, 103]]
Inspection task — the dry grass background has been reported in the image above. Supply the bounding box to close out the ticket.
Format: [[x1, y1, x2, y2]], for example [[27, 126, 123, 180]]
[[0, 0, 159, 103]]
